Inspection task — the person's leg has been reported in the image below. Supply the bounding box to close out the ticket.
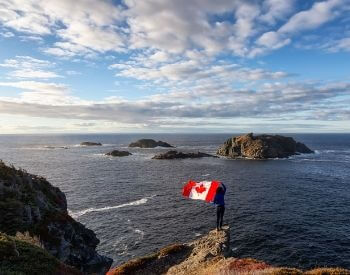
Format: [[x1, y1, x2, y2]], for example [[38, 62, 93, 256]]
[[219, 206, 225, 229], [216, 207, 220, 230]]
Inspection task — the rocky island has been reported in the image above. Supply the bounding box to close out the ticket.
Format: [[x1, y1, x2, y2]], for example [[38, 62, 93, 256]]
[[107, 226, 349, 275], [80, 141, 102, 146], [106, 150, 132, 157], [152, 150, 216, 159], [129, 139, 173, 148], [0, 160, 112, 274], [217, 133, 314, 159]]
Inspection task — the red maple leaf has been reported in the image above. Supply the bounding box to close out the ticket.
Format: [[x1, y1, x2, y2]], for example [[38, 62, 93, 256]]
[[195, 184, 206, 194]]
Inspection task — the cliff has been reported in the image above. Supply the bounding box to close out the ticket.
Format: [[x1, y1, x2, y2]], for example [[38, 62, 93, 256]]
[[0, 160, 112, 274], [0, 232, 81, 274], [108, 227, 350, 275], [217, 133, 314, 159]]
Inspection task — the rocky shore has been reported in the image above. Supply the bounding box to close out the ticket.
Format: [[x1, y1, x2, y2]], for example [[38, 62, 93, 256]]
[[0, 160, 112, 274]]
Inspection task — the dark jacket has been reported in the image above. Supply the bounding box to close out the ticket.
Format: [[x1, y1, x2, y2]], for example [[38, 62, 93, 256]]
[[213, 183, 226, 206]]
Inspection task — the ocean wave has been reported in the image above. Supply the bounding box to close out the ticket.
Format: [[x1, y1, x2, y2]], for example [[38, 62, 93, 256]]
[[69, 195, 156, 218]]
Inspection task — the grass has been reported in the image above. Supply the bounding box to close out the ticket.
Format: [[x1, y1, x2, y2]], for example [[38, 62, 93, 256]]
[[108, 243, 188, 275], [0, 232, 81, 275]]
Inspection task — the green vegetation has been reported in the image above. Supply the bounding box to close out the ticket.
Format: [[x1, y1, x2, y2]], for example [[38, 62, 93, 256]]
[[0, 232, 80, 275]]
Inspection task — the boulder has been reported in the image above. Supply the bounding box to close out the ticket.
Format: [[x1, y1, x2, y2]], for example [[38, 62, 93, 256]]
[[80, 142, 102, 146], [106, 150, 132, 157], [217, 133, 314, 159], [128, 139, 173, 148], [152, 150, 217, 159], [0, 160, 112, 274]]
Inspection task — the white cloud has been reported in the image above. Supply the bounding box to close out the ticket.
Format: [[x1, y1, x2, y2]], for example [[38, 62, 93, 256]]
[[279, 0, 342, 34], [0, 56, 61, 79], [1, 0, 348, 59], [0, 80, 348, 126], [66, 70, 81, 76], [0, 0, 125, 57], [0, 31, 14, 38], [256, 0, 345, 54], [325, 37, 350, 52]]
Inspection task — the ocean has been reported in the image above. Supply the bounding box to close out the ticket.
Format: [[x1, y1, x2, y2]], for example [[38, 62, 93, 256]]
[[0, 133, 349, 269]]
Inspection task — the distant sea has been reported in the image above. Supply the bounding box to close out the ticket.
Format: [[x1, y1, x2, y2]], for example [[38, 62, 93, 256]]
[[0, 133, 349, 269]]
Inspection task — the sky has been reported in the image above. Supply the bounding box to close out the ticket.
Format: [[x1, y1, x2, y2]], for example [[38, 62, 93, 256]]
[[0, 0, 350, 134]]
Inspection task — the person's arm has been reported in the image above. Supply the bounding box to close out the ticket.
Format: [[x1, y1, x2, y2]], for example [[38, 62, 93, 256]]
[[221, 183, 226, 194]]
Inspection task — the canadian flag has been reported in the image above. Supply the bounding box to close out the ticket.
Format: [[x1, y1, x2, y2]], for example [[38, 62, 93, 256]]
[[182, 180, 221, 202]]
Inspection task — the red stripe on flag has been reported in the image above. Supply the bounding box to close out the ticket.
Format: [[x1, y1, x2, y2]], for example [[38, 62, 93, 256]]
[[182, 180, 196, 197], [205, 181, 220, 202]]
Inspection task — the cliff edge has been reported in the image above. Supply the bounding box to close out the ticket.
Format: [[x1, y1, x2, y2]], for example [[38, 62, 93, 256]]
[[0, 160, 112, 274], [108, 226, 350, 275]]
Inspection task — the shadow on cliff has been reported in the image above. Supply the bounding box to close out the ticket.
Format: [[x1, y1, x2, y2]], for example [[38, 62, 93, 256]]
[[107, 243, 193, 275]]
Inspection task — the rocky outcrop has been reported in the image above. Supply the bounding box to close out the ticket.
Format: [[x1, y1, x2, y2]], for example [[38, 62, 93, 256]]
[[106, 150, 132, 157], [80, 142, 102, 146], [217, 133, 314, 159], [152, 150, 217, 159], [128, 139, 173, 148], [0, 160, 112, 274], [107, 226, 230, 275], [0, 232, 81, 274], [108, 226, 350, 275]]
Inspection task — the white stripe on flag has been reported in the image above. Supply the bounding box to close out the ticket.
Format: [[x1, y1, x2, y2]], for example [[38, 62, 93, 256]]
[[189, 181, 212, 201]]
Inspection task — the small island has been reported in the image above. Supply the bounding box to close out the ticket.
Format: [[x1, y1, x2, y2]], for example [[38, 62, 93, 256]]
[[152, 150, 216, 159], [105, 150, 132, 157], [80, 142, 102, 146], [217, 133, 314, 159], [128, 139, 173, 148]]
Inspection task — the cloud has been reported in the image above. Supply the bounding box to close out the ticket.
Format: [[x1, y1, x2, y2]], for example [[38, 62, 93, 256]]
[[325, 37, 350, 52], [66, 70, 81, 76], [0, 81, 84, 105], [0, 80, 349, 127], [279, 0, 342, 34], [0, 0, 125, 57], [1, 0, 348, 59], [0, 56, 61, 79], [255, 0, 345, 54], [0, 31, 14, 38]]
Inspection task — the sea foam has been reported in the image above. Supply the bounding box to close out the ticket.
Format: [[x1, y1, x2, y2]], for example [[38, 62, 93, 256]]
[[69, 195, 156, 218]]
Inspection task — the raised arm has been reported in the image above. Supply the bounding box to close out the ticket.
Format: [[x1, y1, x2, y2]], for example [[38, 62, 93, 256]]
[[221, 183, 226, 194]]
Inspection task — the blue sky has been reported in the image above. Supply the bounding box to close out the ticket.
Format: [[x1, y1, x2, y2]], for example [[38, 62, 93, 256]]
[[0, 0, 349, 133]]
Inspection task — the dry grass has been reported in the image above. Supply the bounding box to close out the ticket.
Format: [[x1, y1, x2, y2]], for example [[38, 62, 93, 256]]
[[15, 231, 44, 249], [305, 268, 350, 275]]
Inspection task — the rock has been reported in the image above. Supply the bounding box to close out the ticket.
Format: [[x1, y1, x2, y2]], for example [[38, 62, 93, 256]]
[[217, 133, 314, 159], [106, 150, 132, 157], [128, 139, 173, 148], [107, 226, 350, 275], [0, 160, 112, 274], [0, 232, 81, 274], [80, 142, 102, 146], [152, 150, 217, 159], [107, 226, 230, 275]]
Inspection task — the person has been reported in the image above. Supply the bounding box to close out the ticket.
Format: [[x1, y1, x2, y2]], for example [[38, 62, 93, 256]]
[[213, 183, 226, 231]]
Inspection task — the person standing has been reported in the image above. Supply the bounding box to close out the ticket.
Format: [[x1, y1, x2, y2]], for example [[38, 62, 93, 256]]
[[213, 183, 226, 231]]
